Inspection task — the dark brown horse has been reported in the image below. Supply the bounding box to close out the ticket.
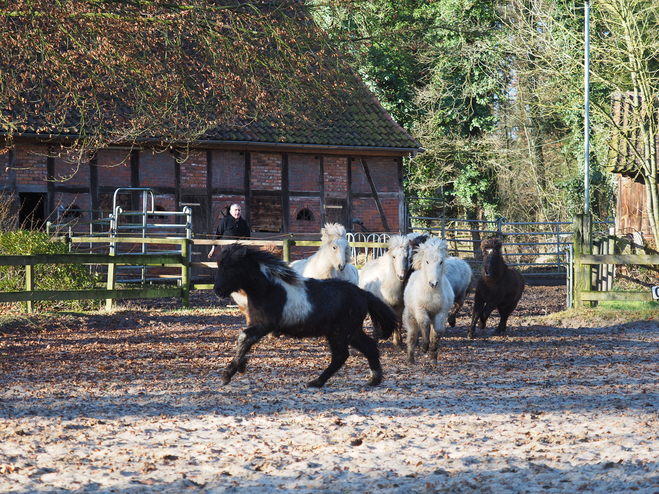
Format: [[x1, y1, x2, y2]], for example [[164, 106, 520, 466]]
[[468, 238, 525, 338]]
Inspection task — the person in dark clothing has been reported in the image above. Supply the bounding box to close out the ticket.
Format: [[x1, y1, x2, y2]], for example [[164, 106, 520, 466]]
[[208, 203, 250, 259]]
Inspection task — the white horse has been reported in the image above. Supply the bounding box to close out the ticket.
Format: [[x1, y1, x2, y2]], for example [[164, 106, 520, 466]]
[[290, 223, 359, 284], [359, 233, 421, 347], [403, 237, 454, 365], [405, 233, 474, 328], [444, 256, 475, 328]]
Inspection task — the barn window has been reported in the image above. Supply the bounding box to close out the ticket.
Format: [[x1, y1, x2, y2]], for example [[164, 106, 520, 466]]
[[296, 208, 314, 221]]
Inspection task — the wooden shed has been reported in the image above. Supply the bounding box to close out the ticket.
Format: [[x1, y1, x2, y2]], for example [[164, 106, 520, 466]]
[[608, 92, 658, 238]]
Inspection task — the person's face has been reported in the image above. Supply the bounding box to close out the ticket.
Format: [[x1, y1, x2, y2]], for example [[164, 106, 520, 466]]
[[230, 205, 241, 220]]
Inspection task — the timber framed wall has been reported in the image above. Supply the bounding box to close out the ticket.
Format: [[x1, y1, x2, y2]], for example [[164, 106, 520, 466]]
[[1, 142, 406, 236]]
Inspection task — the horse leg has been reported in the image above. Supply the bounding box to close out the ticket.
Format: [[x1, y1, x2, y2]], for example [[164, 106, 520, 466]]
[[391, 305, 405, 351], [222, 323, 271, 386], [308, 333, 350, 388], [349, 330, 384, 386], [391, 324, 404, 350], [403, 308, 420, 364], [479, 300, 499, 334], [493, 302, 518, 336], [429, 310, 448, 364], [447, 293, 465, 328], [467, 299, 484, 339]]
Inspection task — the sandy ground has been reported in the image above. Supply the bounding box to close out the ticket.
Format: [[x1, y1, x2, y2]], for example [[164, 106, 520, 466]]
[[1, 285, 659, 493]]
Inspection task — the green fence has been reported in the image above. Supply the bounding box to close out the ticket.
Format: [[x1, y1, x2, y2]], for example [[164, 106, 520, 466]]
[[573, 214, 659, 305], [0, 237, 190, 313], [1, 237, 388, 313]]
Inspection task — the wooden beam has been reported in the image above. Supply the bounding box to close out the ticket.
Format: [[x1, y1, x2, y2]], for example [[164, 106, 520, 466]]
[[580, 254, 659, 265], [282, 153, 290, 233], [244, 151, 251, 224], [580, 291, 654, 302], [359, 158, 390, 232], [319, 156, 325, 225]]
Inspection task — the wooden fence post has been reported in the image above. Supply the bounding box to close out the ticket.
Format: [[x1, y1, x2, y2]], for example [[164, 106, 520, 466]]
[[573, 214, 592, 307], [25, 263, 34, 314], [181, 238, 190, 308], [106, 257, 116, 311], [282, 238, 291, 263]]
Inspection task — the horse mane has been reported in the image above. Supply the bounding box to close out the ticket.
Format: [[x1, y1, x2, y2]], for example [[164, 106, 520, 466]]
[[321, 222, 347, 242], [412, 237, 448, 271], [219, 244, 304, 286], [407, 233, 429, 249], [388, 234, 406, 250], [481, 237, 502, 252]]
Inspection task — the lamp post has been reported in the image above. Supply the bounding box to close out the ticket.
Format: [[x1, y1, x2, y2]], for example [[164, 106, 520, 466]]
[[584, 0, 590, 214]]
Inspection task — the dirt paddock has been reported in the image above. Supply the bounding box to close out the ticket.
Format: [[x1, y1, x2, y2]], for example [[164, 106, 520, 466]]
[[1, 283, 658, 493]]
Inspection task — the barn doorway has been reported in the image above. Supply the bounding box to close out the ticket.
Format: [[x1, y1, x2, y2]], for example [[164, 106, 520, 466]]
[[19, 192, 46, 230], [324, 198, 348, 228]]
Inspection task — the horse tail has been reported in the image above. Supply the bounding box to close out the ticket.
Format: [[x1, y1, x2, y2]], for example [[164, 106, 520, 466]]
[[364, 291, 399, 340]]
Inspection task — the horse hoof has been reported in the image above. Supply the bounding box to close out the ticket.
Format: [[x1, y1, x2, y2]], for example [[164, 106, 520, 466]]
[[366, 371, 382, 386], [236, 360, 247, 375], [421, 343, 429, 353], [467, 331, 475, 339], [220, 373, 232, 386], [448, 317, 456, 328], [407, 354, 415, 365], [307, 379, 324, 388]]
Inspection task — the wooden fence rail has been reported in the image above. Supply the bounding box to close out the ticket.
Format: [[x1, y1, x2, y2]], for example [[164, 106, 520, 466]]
[[1, 237, 390, 313], [0, 237, 189, 313], [573, 214, 659, 305]]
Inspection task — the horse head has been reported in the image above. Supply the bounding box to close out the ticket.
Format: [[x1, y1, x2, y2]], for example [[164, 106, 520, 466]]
[[214, 244, 249, 298], [412, 237, 448, 288], [321, 223, 352, 272], [388, 235, 411, 281], [481, 237, 504, 278]]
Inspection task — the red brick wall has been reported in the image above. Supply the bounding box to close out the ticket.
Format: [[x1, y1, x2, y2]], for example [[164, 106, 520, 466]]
[[97, 149, 131, 187], [351, 157, 399, 194], [211, 151, 244, 189], [4, 142, 404, 236], [290, 198, 322, 234], [54, 157, 89, 186], [324, 157, 347, 198], [154, 194, 177, 224], [289, 155, 319, 191], [351, 159, 370, 194], [251, 153, 281, 191], [140, 149, 176, 188], [367, 157, 399, 192], [352, 197, 400, 233], [14, 144, 47, 189], [0, 149, 10, 191], [180, 151, 207, 189], [54, 193, 91, 212]]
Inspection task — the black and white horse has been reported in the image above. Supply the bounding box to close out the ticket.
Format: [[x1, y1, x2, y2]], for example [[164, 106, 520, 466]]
[[213, 244, 399, 388]]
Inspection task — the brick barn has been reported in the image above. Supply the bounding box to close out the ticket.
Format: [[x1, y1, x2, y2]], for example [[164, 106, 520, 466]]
[[0, 3, 421, 240]]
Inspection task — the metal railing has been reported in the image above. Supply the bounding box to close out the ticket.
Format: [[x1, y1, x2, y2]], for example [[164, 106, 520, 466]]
[[406, 213, 614, 276]]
